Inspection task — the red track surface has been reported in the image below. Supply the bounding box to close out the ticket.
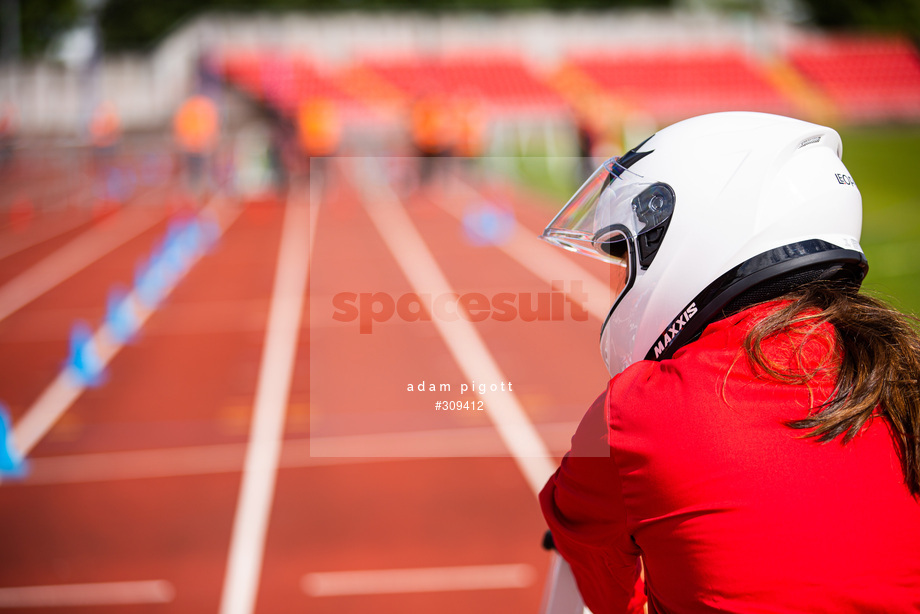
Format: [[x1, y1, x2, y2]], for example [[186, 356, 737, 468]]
[[0, 153, 611, 613]]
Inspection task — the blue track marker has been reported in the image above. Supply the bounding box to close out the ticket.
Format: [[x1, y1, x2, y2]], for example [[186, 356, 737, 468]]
[[135, 213, 220, 310], [67, 321, 106, 387], [0, 404, 28, 479], [105, 285, 140, 344], [462, 201, 515, 246], [134, 254, 170, 309]]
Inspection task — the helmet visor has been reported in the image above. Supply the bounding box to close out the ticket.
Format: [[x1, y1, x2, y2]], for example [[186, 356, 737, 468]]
[[541, 157, 675, 267]]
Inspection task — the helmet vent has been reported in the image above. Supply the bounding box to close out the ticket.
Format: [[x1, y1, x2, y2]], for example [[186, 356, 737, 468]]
[[798, 135, 822, 148]]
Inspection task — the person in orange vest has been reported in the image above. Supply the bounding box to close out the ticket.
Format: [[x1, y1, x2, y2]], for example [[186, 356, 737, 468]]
[[173, 94, 219, 195], [87, 101, 126, 209], [89, 101, 122, 172], [296, 97, 341, 180], [454, 97, 486, 156], [409, 93, 457, 188], [451, 96, 487, 177], [90, 101, 122, 151]]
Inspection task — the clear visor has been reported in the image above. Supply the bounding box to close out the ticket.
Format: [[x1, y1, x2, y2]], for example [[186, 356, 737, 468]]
[[541, 157, 675, 267]]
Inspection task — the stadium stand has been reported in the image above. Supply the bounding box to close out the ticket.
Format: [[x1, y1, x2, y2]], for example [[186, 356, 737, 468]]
[[219, 52, 360, 116], [562, 47, 796, 123], [218, 51, 570, 156], [208, 32, 920, 165], [358, 54, 567, 114], [220, 51, 567, 117], [213, 33, 920, 148], [788, 35, 920, 122]]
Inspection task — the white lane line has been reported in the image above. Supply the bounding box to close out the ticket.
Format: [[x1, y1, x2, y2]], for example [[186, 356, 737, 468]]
[[0, 199, 168, 324], [302, 564, 536, 597], [445, 176, 613, 322], [448, 176, 598, 614], [10, 198, 241, 460], [11, 306, 161, 458], [10, 422, 580, 486], [0, 212, 91, 262], [20, 442, 249, 485], [218, 198, 315, 614], [0, 580, 174, 607], [356, 158, 555, 496], [0, 186, 168, 262], [307, 420, 576, 460]]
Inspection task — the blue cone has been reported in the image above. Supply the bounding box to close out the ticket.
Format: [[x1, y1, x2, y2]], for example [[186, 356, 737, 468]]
[[67, 321, 106, 387], [0, 404, 28, 479]]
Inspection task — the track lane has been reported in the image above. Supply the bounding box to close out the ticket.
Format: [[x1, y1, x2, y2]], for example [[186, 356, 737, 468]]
[[0, 195, 174, 425], [278, 159, 611, 613], [0, 193, 284, 611], [0, 156, 612, 613]]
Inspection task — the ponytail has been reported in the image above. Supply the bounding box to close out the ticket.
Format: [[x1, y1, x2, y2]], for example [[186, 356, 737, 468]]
[[743, 282, 920, 497]]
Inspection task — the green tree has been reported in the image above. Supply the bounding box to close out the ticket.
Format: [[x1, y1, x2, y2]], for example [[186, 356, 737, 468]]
[[1, 0, 81, 59], [95, 0, 920, 54], [97, 0, 671, 52], [797, 0, 920, 40]]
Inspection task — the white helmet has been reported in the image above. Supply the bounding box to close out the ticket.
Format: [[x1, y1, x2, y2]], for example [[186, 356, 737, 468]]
[[542, 112, 868, 377]]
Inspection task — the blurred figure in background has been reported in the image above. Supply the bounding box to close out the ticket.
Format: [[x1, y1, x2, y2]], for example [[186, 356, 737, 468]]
[[89, 101, 122, 158], [573, 93, 625, 179], [0, 102, 16, 173], [452, 94, 487, 176], [89, 100, 122, 175], [88, 101, 126, 212], [409, 93, 456, 191], [296, 97, 341, 181], [266, 107, 294, 198], [173, 94, 219, 198]]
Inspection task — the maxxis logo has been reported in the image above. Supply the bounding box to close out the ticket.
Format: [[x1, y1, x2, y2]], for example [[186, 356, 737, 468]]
[[652, 302, 698, 359]]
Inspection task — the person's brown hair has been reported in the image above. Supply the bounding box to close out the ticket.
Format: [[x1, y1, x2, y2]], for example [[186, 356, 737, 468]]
[[743, 282, 920, 498]]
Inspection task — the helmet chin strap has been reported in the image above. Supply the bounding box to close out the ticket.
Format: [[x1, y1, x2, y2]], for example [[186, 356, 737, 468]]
[[642, 240, 868, 363]]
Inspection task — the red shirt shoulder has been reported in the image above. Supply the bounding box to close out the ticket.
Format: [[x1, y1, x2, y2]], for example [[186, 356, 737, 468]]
[[605, 304, 920, 613]]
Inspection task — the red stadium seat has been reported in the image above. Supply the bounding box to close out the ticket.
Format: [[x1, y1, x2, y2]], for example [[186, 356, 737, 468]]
[[565, 47, 795, 122], [358, 53, 567, 113], [788, 36, 920, 122], [218, 51, 359, 116]]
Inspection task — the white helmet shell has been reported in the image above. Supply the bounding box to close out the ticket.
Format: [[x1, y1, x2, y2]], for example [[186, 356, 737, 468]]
[[543, 112, 867, 377]]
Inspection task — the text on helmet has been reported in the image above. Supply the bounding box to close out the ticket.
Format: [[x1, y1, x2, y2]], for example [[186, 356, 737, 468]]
[[653, 302, 699, 359]]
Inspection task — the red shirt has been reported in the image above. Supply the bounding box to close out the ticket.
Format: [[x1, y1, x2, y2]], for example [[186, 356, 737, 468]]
[[540, 303, 920, 613]]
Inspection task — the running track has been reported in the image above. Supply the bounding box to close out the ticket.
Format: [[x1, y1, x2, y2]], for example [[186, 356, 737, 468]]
[[0, 152, 615, 612]]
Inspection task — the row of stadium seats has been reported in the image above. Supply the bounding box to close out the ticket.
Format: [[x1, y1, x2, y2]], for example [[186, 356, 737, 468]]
[[788, 37, 920, 122], [220, 53, 357, 115], [363, 55, 566, 111], [220, 51, 566, 116], [216, 34, 920, 125], [567, 49, 795, 120]]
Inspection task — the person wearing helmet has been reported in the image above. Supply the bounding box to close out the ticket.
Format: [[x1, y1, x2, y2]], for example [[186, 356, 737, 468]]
[[538, 112, 920, 613]]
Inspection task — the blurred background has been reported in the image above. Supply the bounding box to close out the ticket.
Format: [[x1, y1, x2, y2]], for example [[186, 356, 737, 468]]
[[2, 0, 919, 304], [0, 0, 919, 612]]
